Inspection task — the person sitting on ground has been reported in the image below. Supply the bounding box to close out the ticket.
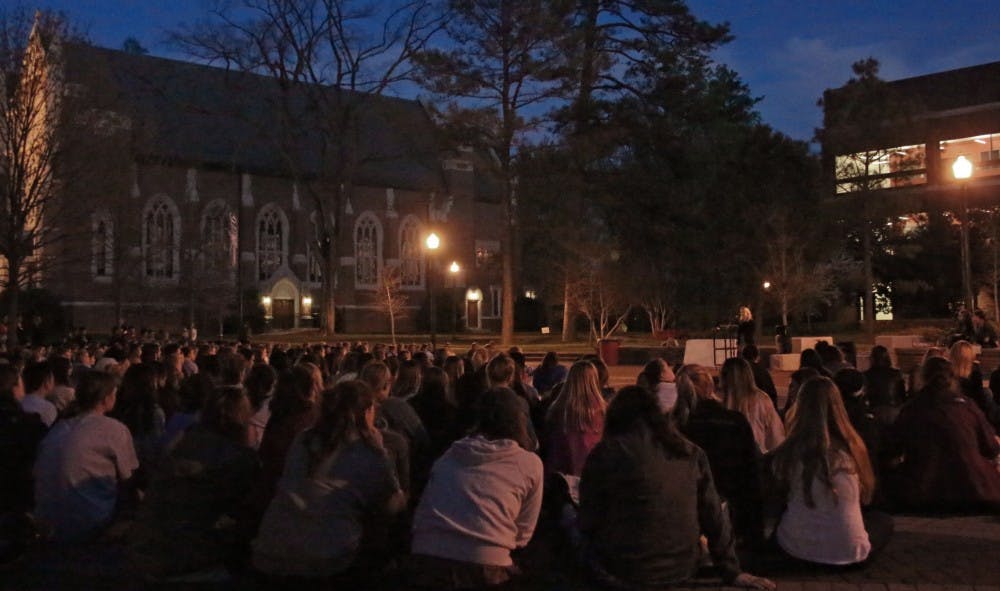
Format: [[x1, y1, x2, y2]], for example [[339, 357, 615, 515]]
[[578, 386, 775, 590], [674, 365, 763, 546], [784, 349, 830, 415], [544, 361, 606, 477], [20, 360, 58, 428], [159, 372, 214, 452], [129, 386, 259, 579], [48, 357, 76, 414], [741, 345, 778, 410], [971, 310, 998, 348], [359, 361, 416, 496], [637, 358, 678, 412], [720, 358, 785, 454], [769, 376, 891, 566], [410, 387, 543, 590], [532, 352, 568, 397], [408, 366, 461, 462], [252, 381, 405, 583], [484, 354, 539, 450], [0, 365, 48, 516], [906, 347, 946, 398], [817, 341, 852, 376], [245, 363, 278, 450], [888, 357, 1000, 512], [33, 371, 139, 542], [949, 340, 1000, 429], [863, 345, 907, 425], [111, 363, 166, 475]]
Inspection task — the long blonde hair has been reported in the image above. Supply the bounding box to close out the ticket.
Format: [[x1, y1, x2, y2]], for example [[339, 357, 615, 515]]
[[719, 357, 766, 415], [948, 340, 976, 380], [772, 377, 875, 507], [549, 361, 606, 433]]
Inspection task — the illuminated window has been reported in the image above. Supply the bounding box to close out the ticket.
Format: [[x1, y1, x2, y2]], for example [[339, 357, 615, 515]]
[[485, 285, 502, 318], [475, 240, 500, 268], [835, 144, 926, 193], [143, 196, 180, 280], [940, 132, 1000, 180]]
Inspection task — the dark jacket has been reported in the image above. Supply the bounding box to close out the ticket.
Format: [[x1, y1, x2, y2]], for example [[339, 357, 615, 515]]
[[579, 423, 741, 587], [889, 391, 1000, 511], [863, 366, 907, 408], [0, 398, 48, 513], [749, 362, 778, 410]]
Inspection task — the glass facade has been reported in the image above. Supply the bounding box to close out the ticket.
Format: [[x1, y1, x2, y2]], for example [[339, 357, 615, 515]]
[[835, 144, 926, 193], [940, 132, 1000, 180]]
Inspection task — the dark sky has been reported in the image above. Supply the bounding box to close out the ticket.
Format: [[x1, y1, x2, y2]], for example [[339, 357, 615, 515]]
[[36, 0, 1000, 144]]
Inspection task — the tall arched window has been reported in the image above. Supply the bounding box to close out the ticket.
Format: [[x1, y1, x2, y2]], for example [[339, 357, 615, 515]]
[[91, 212, 113, 279], [307, 211, 323, 284], [201, 201, 236, 272], [142, 196, 180, 280], [399, 216, 423, 287], [257, 205, 287, 281], [354, 212, 382, 288]]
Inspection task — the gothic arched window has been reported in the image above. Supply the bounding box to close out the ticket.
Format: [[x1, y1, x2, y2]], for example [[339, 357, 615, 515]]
[[354, 213, 381, 288], [143, 197, 180, 280], [92, 212, 113, 279], [201, 201, 236, 272], [399, 216, 423, 287], [257, 205, 286, 281]]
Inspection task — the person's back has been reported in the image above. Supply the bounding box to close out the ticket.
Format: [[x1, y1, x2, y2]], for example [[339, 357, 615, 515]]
[[892, 391, 1000, 511], [0, 368, 47, 514], [580, 419, 738, 586], [679, 397, 762, 542], [33, 412, 137, 542], [776, 451, 871, 564]]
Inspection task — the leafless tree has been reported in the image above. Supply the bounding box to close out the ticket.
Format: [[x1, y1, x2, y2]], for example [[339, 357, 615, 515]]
[[173, 0, 444, 336], [372, 262, 408, 346], [0, 8, 89, 346]]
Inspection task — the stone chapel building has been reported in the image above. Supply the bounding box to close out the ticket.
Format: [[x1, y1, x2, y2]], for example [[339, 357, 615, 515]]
[[25, 35, 506, 334]]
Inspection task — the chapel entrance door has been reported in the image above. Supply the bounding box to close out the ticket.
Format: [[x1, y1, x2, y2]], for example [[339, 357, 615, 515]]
[[272, 298, 295, 329], [466, 299, 480, 329]]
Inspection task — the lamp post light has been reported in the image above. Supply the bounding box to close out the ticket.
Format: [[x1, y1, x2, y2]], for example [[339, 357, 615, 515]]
[[953, 155, 974, 313], [425, 232, 441, 350], [449, 261, 460, 337]]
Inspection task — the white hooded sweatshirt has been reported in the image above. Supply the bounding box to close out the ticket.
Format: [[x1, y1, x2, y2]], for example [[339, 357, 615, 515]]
[[412, 435, 543, 566]]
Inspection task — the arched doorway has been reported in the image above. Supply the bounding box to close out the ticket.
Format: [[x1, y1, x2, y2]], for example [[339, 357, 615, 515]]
[[270, 279, 299, 329]]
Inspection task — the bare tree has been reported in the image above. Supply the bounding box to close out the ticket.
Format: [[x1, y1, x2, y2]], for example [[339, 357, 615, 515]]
[[372, 262, 408, 346], [173, 0, 443, 336], [0, 8, 87, 346], [569, 259, 632, 343]]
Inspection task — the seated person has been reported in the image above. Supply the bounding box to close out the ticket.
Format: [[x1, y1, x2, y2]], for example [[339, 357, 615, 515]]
[[675, 365, 763, 545], [252, 381, 405, 582], [578, 386, 773, 589], [33, 371, 139, 542], [0, 365, 48, 515], [770, 377, 891, 566], [129, 387, 259, 579], [889, 358, 1000, 512], [971, 310, 998, 348], [410, 387, 543, 590]]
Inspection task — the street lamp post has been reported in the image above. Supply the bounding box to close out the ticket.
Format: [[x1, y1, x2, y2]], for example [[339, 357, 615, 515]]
[[425, 232, 441, 350], [953, 155, 974, 313], [449, 261, 461, 338]]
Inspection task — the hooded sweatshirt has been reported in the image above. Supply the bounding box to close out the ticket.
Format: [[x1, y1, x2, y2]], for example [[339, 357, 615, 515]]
[[412, 435, 543, 566]]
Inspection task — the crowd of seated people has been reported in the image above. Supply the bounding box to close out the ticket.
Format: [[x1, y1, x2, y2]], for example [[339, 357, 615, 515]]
[[1, 329, 999, 590]]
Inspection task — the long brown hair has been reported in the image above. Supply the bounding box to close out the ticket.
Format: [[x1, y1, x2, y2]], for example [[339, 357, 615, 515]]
[[303, 380, 382, 478], [719, 357, 766, 415], [771, 377, 875, 507], [548, 361, 605, 433]]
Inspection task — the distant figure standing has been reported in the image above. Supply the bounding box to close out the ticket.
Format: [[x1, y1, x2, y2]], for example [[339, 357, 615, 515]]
[[737, 306, 755, 349]]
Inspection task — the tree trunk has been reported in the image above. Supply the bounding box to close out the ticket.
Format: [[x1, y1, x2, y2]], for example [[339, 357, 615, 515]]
[[862, 223, 875, 335], [6, 263, 20, 348], [561, 274, 573, 342], [323, 239, 337, 336]]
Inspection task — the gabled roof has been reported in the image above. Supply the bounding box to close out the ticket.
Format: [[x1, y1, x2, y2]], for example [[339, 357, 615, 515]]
[[57, 42, 446, 190]]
